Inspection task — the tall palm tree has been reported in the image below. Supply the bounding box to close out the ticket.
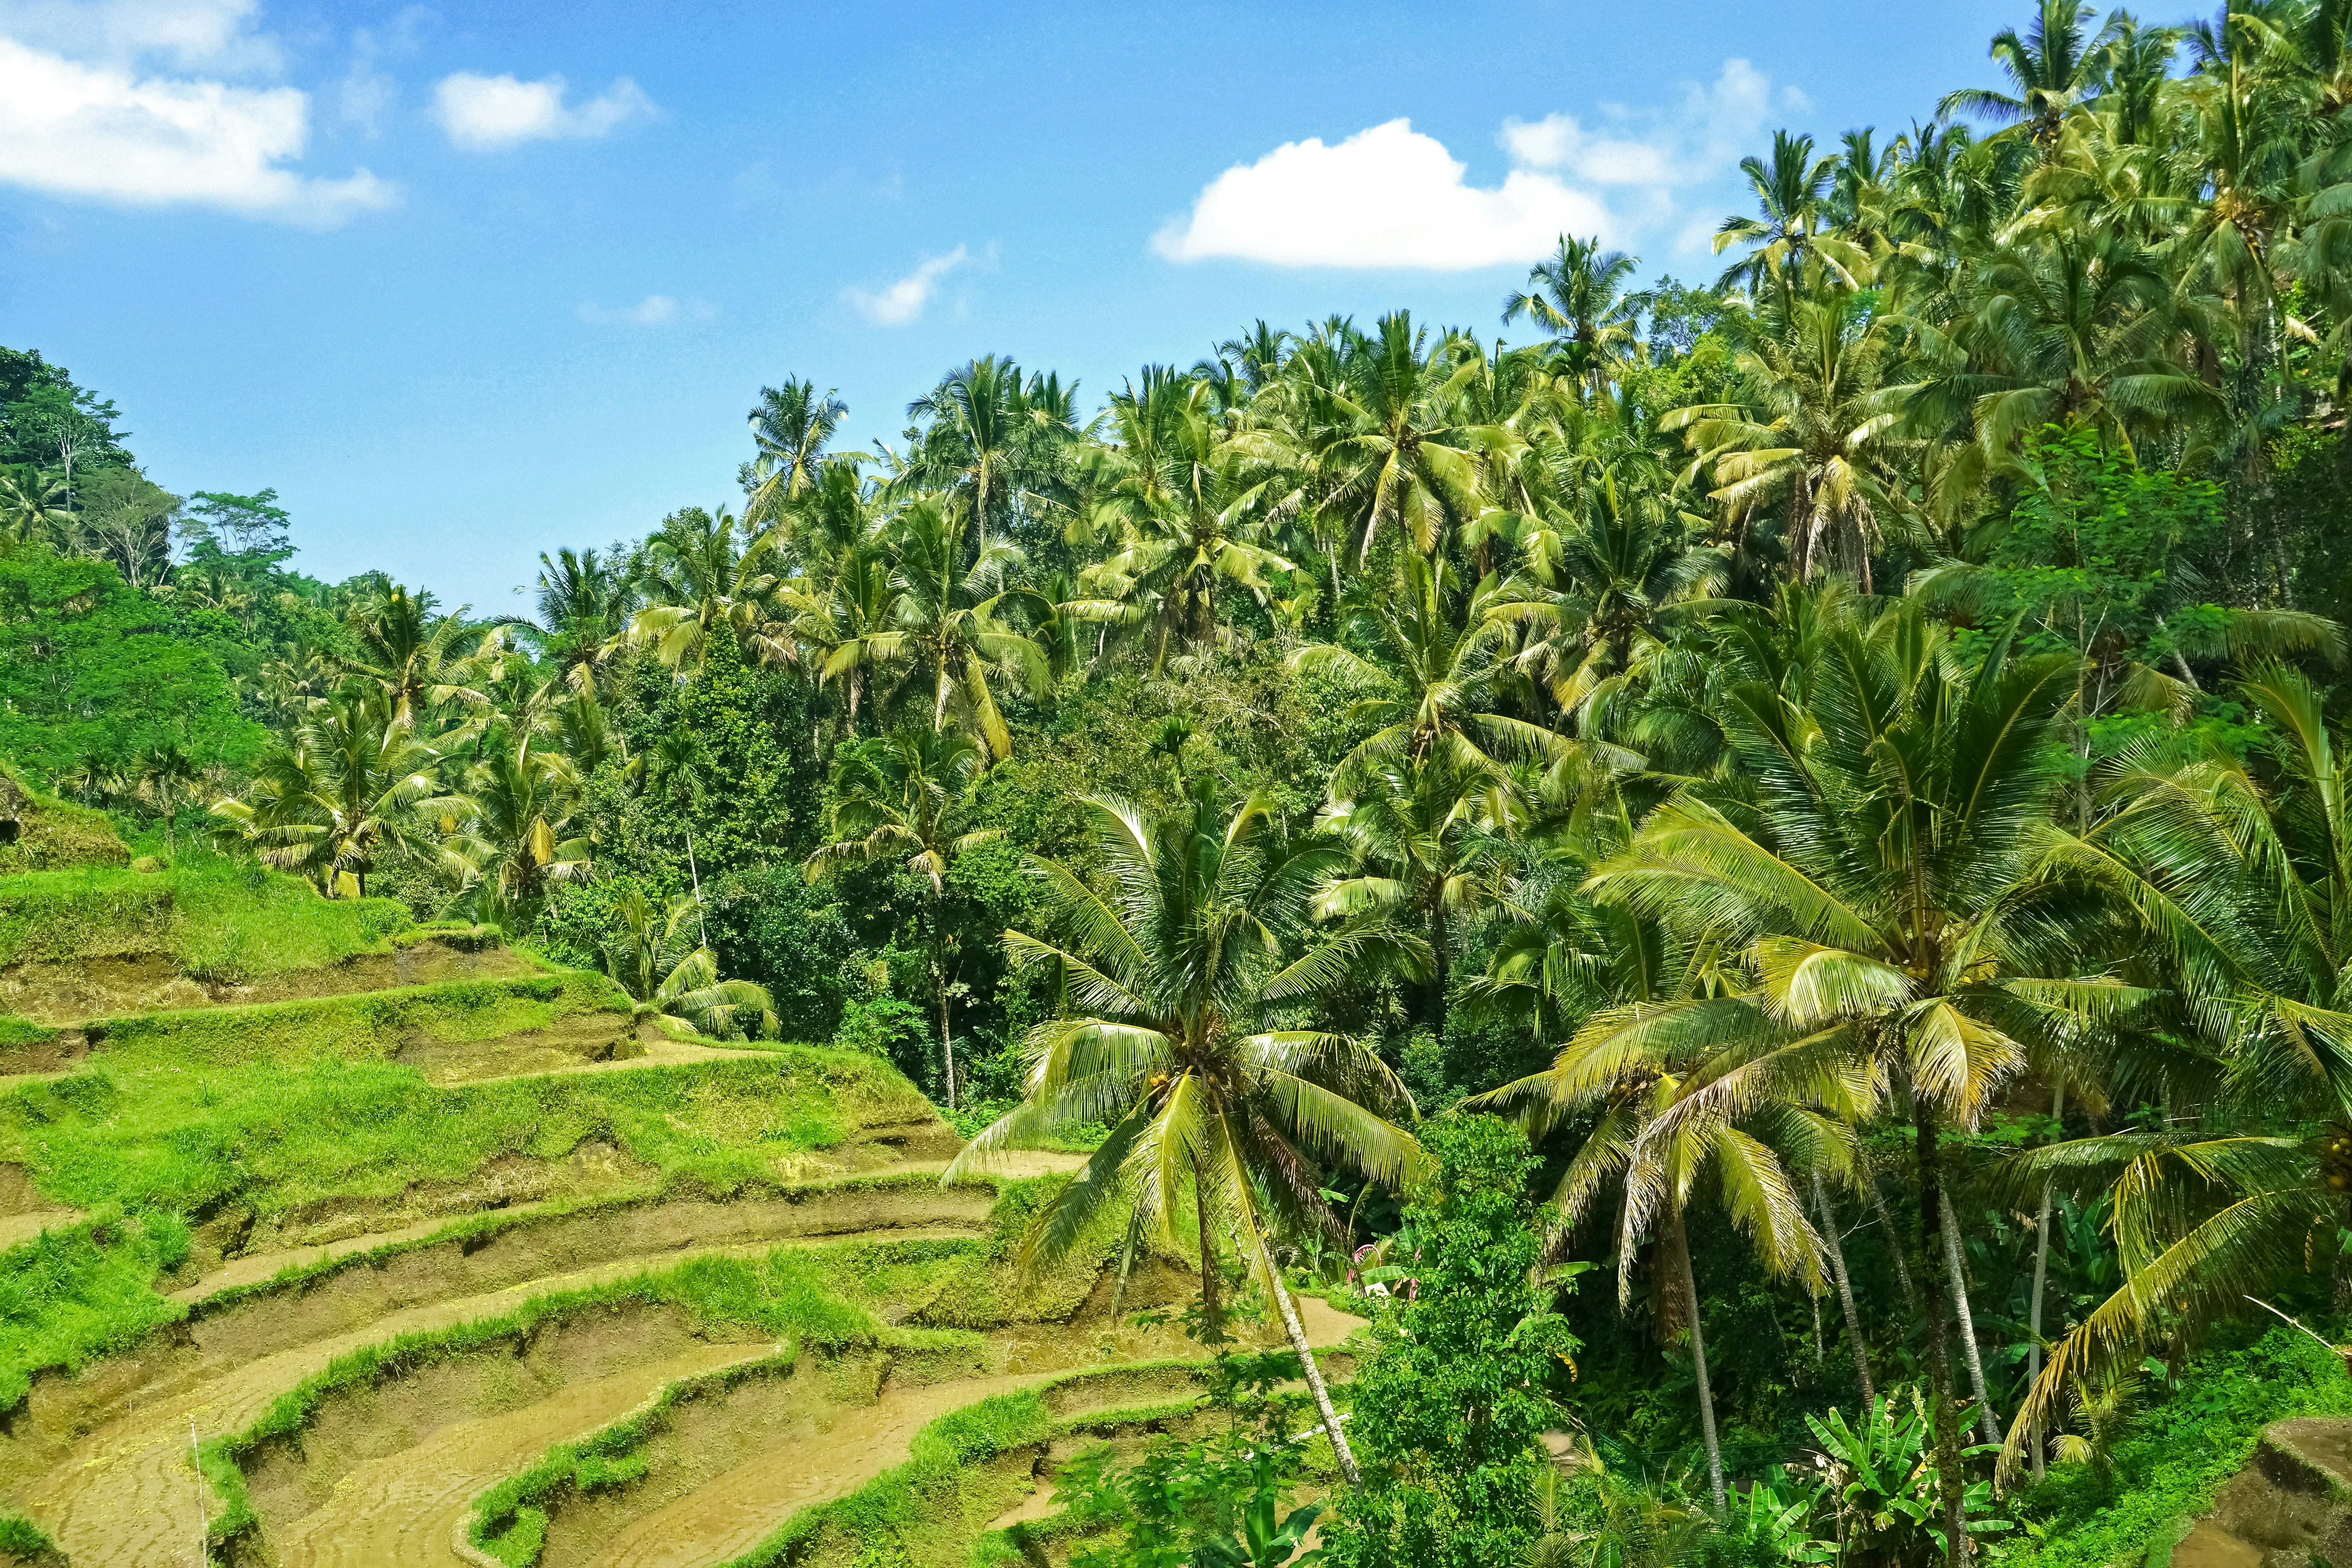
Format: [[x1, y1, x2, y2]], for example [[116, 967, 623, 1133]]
[[1316, 751, 1512, 1042], [1666, 266, 1915, 586], [1086, 377, 1297, 667], [214, 690, 442, 898], [904, 356, 1078, 551], [437, 733, 592, 925], [1714, 131, 1851, 294], [628, 505, 793, 673], [1940, 0, 2123, 146], [743, 377, 848, 526], [0, 472, 71, 548], [1503, 236, 1642, 402], [832, 496, 1048, 759], [1299, 312, 1518, 562], [1291, 551, 1562, 792], [531, 546, 634, 692], [339, 583, 490, 728], [1572, 598, 2113, 1558], [945, 781, 1426, 1485], [806, 728, 1000, 1105], [2004, 663, 2352, 1475]]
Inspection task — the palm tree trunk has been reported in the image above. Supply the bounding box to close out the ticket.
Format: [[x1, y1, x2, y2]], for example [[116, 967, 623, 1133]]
[[1939, 1188, 2003, 1447], [1192, 1160, 1222, 1338], [931, 901, 955, 1109], [683, 823, 706, 946], [1244, 1217, 1362, 1487], [1814, 1172, 1875, 1406], [1667, 1209, 1726, 1512], [2027, 1078, 2065, 1481], [1916, 1108, 1970, 1568], [1866, 1173, 1922, 1314]]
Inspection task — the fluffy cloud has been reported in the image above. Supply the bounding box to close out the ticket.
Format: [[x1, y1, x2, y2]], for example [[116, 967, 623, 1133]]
[[431, 71, 656, 152], [1153, 120, 1609, 270], [844, 246, 967, 327], [0, 28, 394, 225], [1156, 59, 1799, 270], [578, 294, 716, 326]]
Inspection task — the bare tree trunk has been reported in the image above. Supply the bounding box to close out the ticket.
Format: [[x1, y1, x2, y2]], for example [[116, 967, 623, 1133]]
[[1815, 1172, 1875, 1406], [1668, 1210, 1727, 1512], [2027, 1078, 2066, 1481], [1867, 1173, 1922, 1314], [1917, 1109, 1970, 1568], [1940, 1188, 2004, 1448], [1246, 1217, 1362, 1487]]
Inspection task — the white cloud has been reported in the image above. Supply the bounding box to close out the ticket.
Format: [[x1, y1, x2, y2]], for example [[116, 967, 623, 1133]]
[[431, 71, 656, 152], [0, 32, 394, 224], [578, 294, 715, 326], [1153, 120, 1609, 270], [1158, 59, 1792, 270], [0, 0, 281, 72], [337, 8, 427, 136], [844, 246, 968, 327]]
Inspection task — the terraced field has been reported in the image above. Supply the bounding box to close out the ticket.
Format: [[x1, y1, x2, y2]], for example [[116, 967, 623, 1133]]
[[0, 821, 1355, 1568]]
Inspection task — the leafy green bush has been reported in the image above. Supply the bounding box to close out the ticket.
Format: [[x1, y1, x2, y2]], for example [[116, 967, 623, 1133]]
[[0, 1208, 193, 1407]]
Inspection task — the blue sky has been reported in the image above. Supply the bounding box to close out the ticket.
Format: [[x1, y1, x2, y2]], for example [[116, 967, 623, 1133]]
[[1, 0, 2021, 610]]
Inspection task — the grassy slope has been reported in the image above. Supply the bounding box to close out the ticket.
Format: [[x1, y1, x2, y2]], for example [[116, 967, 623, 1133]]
[[0, 770, 128, 877], [0, 855, 412, 976], [0, 1045, 937, 1406]]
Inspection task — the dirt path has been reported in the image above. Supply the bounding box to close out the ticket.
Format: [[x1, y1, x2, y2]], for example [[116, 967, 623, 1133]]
[[0, 1206, 79, 1250], [5, 1226, 987, 1568], [276, 1341, 774, 1568], [579, 1294, 1363, 1568]]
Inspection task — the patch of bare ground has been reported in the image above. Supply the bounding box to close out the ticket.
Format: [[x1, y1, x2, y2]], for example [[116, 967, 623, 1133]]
[[2163, 1416, 2352, 1566], [0, 1030, 80, 1078], [0, 940, 541, 1026], [1, 1178, 1002, 1487], [0, 1165, 77, 1251]]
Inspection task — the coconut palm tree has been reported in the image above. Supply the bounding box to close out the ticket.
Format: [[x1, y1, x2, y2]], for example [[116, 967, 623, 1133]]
[[743, 377, 848, 526], [1299, 312, 1519, 562], [2003, 662, 2352, 1475], [806, 727, 1000, 1105], [214, 689, 442, 898], [1713, 131, 1851, 294], [628, 505, 793, 674], [831, 496, 1048, 759], [1568, 597, 2115, 1556], [1940, 0, 2123, 147], [1666, 266, 1916, 587], [602, 885, 779, 1040], [946, 780, 1426, 1486], [339, 582, 491, 728], [530, 546, 635, 693], [436, 733, 592, 925], [1503, 236, 1642, 402], [0, 471, 71, 549], [903, 355, 1077, 551], [1085, 377, 1297, 667]]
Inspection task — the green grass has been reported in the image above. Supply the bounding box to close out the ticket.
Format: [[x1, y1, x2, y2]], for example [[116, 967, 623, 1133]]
[[83, 970, 620, 1069], [2, 1041, 930, 1224], [1990, 1324, 2352, 1566], [0, 766, 128, 877], [199, 1242, 997, 1554], [0, 853, 412, 976], [0, 1508, 67, 1567], [0, 1208, 193, 1408]]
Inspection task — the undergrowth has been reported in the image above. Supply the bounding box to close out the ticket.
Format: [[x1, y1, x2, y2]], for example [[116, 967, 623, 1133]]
[[0, 766, 128, 876], [0, 1508, 67, 1568], [0, 852, 410, 974], [1989, 1324, 2352, 1566]]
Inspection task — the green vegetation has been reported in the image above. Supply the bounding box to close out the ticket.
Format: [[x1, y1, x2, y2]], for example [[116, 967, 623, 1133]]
[[0, 1510, 65, 1568], [0, 1209, 191, 1407], [0, 854, 410, 973]]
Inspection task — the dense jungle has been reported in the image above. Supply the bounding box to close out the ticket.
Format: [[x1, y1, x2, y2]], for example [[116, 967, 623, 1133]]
[[18, 3, 2352, 1564]]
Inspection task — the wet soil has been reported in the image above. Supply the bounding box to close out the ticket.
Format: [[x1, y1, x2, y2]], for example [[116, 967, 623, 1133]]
[[0, 1165, 77, 1251], [0, 940, 540, 1028], [2163, 1417, 2352, 1566]]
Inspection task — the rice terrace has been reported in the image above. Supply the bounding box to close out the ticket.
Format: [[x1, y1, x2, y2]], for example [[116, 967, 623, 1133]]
[[23, 0, 2352, 1564]]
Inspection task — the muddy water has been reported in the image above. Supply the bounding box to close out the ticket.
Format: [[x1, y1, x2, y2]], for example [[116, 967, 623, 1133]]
[[2170, 1521, 2262, 1568], [273, 1341, 772, 1568], [2, 1227, 985, 1568]]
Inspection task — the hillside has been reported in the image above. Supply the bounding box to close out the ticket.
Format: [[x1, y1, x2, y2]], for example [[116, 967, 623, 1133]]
[[0, 846, 1336, 1568]]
